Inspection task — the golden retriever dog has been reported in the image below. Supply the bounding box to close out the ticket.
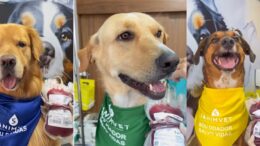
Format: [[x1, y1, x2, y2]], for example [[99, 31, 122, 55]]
[[78, 12, 179, 107], [0, 24, 58, 146]]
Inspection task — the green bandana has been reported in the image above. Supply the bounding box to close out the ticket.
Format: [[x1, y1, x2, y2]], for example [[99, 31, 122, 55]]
[[96, 94, 150, 146]]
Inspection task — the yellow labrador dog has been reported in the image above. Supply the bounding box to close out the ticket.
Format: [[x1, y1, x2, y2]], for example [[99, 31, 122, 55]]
[[79, 12, 179, 107], [78, 12, 179, 146]]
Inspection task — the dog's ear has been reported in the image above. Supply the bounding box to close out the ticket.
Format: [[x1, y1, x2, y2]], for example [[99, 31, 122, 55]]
[[26, 27, 42, 61], [234, 29, 243, 37], [193, 37, 208, 65], [78, 34, 98, 72], [163, 32, 169, 44], [240, 37, 256, 63], [54, 14, 66, 29], [21, 12, 36, 27]]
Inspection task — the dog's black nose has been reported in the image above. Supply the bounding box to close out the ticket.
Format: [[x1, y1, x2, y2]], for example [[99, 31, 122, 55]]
[[43, 41, 55, 57], [0, 55, 16, 69], [221, 37, 235, 50], [156, 52, 179, 74], [40, 41, 55, 68]]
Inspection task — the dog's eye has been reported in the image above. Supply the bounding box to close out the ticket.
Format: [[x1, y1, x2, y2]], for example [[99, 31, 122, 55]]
[[61, 33, 70, 41], [212, 38, 219, 43], [200, 34, 207, 40], [117, 31, 134, 41], [17, 41, 26, 48], [233, 36, 239, 42], [155, 30, 162, 38]]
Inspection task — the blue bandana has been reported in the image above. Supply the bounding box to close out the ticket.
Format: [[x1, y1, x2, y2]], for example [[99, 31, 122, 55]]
[[0, 93, 42, 146]]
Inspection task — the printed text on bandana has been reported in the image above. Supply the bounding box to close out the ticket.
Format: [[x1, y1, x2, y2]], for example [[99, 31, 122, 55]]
[[100, 105, 129, 146], [197, 112, 233, 137], [0, 114, 27, 136]]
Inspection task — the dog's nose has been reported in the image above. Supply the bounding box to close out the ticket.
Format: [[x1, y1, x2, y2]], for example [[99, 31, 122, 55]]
[[0, 55, 16, 69], [156, 52, 179, 74], [221, 37, 235, 50], [43, 41, 55, 57]]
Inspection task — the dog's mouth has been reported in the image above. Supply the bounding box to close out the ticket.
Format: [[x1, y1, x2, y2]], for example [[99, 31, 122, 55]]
[[213, 52, 240, 71], [1, 74, 20, 91], [119, 74, 167, 100]]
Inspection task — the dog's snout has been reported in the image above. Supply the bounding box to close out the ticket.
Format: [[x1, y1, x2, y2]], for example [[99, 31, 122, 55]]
[[40, 41, 56, 68], [156, 52, 179, 73], [0, 55, 16, 69], [43, 41, 55, 56], [221, 37, 235, 50]]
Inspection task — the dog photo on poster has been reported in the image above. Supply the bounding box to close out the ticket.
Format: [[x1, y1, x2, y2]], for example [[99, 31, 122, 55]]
[[187, 0, 260, 91], [0, 0, 73, 82], [187, 0, 260, 146]]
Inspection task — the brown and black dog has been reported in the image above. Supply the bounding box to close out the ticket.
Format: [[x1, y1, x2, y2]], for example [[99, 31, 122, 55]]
[[0, 24, 59, 146], [194, 30, 255, 88], [191, 30, 256, 146]]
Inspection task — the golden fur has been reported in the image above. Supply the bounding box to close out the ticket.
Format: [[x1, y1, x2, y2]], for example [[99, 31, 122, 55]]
[[0, 24, 58, 146], [78, 13, 171, 107]]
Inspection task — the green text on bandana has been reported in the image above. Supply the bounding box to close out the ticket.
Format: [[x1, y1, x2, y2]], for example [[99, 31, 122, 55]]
[[96, 94, 150, 146]]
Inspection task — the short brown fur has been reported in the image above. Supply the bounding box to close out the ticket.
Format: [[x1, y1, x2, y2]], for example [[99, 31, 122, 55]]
[[191, 31, 256, 146]]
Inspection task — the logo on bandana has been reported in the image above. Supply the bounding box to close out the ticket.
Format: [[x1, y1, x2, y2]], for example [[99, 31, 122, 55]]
[[211, 109, 220, 117], [108, 104, 114, 117], [9, 114, 19, 126], [96, 95, 149, 146], [195, 87, 248, 146], [0, 94, 42, 146]]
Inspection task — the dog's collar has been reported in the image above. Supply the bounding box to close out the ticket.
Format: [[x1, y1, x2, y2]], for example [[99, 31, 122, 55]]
[[0, 94, 42, 146], [203, 86, 245, 95]]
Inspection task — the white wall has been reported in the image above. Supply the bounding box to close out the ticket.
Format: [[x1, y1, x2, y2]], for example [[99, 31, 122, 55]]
[[247, 0, 260, 36]]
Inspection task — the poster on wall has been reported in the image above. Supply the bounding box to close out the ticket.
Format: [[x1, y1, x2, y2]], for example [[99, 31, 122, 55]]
[[0, 0, 73, 82], [187, 0, 260, 91]]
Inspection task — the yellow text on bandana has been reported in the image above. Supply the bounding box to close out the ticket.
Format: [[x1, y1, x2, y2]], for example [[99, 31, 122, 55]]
[[195, 87, 249, 146]]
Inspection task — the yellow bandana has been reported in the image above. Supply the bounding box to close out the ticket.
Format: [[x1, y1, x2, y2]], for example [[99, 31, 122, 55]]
[[195, 87, 249, 146]]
